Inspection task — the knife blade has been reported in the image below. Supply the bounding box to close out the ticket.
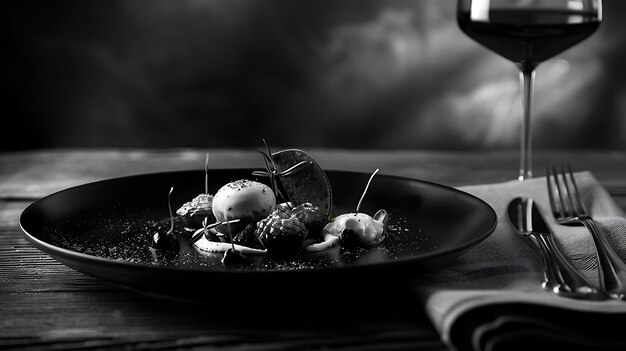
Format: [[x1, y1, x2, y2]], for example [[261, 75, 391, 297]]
[[507, 197, 606, 300]]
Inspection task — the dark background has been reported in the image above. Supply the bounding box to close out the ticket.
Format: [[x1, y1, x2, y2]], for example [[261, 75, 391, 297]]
[[2, 0, 625, 151]]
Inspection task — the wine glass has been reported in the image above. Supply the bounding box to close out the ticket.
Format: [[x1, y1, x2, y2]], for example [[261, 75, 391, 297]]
[[457, 0, 602, 180]]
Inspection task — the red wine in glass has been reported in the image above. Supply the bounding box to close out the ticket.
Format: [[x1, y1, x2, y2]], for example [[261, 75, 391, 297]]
[[458, 9, 600, 69], [457, 1, 602, 180]]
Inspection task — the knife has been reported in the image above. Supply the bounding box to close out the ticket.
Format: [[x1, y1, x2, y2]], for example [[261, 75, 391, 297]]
[[507, 197, 607, 300]]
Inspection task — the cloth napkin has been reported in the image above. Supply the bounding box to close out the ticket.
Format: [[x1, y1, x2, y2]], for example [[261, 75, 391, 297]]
[[416, 171, 626, 351]]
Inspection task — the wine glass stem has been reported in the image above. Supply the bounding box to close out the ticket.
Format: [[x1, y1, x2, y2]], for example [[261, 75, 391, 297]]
[[518, 66, 536, 181]]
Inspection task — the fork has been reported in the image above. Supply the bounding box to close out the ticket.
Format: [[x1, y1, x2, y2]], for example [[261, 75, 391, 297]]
[[546, 165, 626, 300]]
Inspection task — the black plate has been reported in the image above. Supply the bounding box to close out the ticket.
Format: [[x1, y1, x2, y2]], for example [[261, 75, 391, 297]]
[[20, 169, 496, 299]]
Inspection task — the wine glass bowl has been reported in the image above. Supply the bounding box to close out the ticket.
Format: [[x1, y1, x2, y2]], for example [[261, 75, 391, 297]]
[[457, 0, 602, 180]]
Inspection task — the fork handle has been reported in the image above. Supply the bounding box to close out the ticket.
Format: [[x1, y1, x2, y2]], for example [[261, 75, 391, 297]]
[[581, 216, 626, 299], [538, 233, 606, 300]]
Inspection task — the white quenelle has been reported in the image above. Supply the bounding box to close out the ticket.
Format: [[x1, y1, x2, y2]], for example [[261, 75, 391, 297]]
[[211, 179, 276, 232]]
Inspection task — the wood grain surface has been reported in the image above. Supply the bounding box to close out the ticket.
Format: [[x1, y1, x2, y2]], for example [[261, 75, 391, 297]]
[[2, 149, 625, 350]]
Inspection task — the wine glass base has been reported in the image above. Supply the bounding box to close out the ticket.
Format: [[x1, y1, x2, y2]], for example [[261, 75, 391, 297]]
[[518, 172, 532, 182]]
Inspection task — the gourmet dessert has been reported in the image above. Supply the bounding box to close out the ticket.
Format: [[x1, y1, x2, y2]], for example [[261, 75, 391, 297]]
[[256, 208, 309, 256], [152, 142, 388, 263], [304, 169, 388, 252], [176, 193, 214, 228], [212, 179, 275, 234], [307, 210, 388, 252]]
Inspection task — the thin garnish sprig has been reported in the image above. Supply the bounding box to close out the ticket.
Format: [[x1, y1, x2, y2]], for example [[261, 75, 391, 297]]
[[355, 169, 379, 214], [226, 221, 236, 252], [252, 139, 310, 206], [167, 187, 175, 235], [189, 218, 241, 245], [221, 220, 247, 264], [151, 186, 178, 250], [204, 153, 209, 195]]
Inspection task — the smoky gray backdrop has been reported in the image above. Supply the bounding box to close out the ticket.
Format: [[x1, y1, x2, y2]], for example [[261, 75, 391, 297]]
[[3, 0, 625, 151]]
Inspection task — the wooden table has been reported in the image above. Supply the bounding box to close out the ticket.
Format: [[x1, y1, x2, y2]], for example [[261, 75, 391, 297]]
[[2, 149, 626, 350]]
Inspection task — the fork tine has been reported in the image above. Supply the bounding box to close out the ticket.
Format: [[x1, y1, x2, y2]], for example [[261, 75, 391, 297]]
[[552, 165, 570, 218], [560, 165, 576, 217], [566, 165, 587, 215], [546, 167, 560, 217]]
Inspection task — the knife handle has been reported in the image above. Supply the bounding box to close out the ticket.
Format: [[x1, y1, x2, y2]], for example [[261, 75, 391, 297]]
[[528, 233, 565, 293], [536, 232, 607, 300]]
